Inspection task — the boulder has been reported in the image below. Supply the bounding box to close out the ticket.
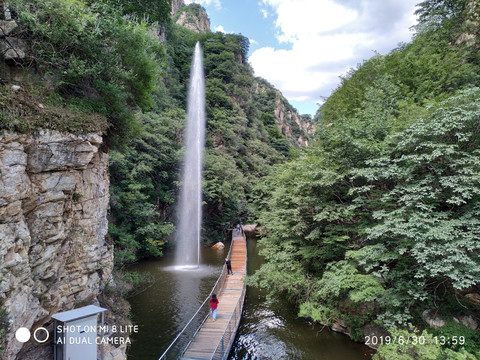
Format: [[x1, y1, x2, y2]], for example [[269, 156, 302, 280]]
[[212, 242, 225, 249], [0, 20, 18, 37], [465, 292, 480, 307], [453, 315, 479, 330], [242, 224, 258, 234], [330, 317, 350, 336], [1, 36, 29, 60], [362, 323, 390, 349], [422, 310, 446, 328]]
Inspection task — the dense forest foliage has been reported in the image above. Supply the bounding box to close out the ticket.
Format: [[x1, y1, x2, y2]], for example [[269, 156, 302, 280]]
[[108, 21, 313, 261], [249, 0, 480, 358], [2, 0, 312, 263], [3, 0, 480, 357]]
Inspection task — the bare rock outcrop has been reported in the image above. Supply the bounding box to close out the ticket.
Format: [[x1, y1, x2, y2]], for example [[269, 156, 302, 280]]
[[0, 19, 30, 62], [456, 0, 479, 46], [422, 310, 446, 329], [171, 0, 185, 15], [272, 90, 316, 146], [174, 4, 210, 34], [254, 80, 316, 147], [0, 130, 113, 360]]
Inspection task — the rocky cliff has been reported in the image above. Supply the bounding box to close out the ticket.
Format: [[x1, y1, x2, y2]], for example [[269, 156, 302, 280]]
[[170, 0, 185, 15], [174, 4, 210, 33], [1, 16, 29, 62], [456, 0, 479, 46], [0, 130, 114, 360], [254, 79, 316, 147], [271, 89, 316, 147]]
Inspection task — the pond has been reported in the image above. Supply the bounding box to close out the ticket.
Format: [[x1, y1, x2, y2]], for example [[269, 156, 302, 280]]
[[127, 235, 373, 360]]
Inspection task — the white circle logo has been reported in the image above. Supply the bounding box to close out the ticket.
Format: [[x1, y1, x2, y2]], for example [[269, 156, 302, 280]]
[[15, 327, 31, 343], [33, 327, 49, 343]]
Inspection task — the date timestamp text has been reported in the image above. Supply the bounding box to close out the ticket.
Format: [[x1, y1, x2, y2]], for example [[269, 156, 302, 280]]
[[365, 335, 466, 346]]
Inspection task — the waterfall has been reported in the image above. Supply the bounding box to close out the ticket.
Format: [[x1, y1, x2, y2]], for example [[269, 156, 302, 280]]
[[175, 42, 206, 268]]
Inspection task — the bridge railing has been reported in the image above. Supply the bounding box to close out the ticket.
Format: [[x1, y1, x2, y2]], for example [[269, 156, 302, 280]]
[[158, 230, 238, 360], [211, 229, 247, 360], [211, 284, 246, 360]]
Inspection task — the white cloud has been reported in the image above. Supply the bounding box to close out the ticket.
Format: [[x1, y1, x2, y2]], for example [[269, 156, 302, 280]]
[[184, 0, 221, 9], [251, 0, 418, 106], [213, 25, 236, 34], [268, 0, 358, 42], [214, 25, 226, 33]]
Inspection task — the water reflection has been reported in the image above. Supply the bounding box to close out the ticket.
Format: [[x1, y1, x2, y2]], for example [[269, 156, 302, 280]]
[[163, 264, 219, 274], [127, 237, 373, 360], [127, 244, 228, 360]]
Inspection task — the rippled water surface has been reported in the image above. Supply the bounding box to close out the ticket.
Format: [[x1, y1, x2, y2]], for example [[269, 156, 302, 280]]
[[230, 237, 373, 360], [127, 244, 228, 360], [127, 237, 373, 360]]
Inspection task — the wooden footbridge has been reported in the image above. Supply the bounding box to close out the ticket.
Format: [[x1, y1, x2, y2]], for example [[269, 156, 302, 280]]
[[159, 230, 247, 360]]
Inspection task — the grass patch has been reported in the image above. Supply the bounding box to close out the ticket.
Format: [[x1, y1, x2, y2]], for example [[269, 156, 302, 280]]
[[0, 83, 109, 134]]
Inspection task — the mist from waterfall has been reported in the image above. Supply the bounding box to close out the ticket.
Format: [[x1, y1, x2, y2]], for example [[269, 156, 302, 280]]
[[175, 42, 206, 268]]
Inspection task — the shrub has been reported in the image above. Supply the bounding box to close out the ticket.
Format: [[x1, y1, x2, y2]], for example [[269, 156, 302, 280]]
[[7, 0, 165, 144], [0, 300, 8, 355], [428, 320, 480, 354]]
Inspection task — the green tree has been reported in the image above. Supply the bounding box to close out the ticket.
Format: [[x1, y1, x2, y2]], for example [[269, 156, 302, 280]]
[[109, 109, 184, 261], [7, 0, 165, 144], [350, 88, 480, 324], [250, 7, 480, 341], [373, 326, 479, 360], [415, 0, 468, 30], [96, 0, 172, 24]]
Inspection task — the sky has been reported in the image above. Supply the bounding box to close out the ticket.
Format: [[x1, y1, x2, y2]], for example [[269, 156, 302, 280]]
[[184, 0, 419, 117]]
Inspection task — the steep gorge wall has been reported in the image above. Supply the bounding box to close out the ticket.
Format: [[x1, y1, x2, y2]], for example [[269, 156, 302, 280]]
[[0, 130, 113, 360], [254, 80, 316, 147], [173, 2, 210, 34], [272, 89, 316, 147], [170, 0, 185, 15]]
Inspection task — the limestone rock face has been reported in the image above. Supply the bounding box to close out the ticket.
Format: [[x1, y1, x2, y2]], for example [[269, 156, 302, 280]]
[[330, 317, 351, 336], [253, 80, 316, 147], [175, 5, 211, 33], [456, 0, 479, 46], [0, 19, 30, 61], [171, 0, 185, 15], [422, 310, 446, 329], [0, 130, 114, 360], [273, 90, 316, 147]]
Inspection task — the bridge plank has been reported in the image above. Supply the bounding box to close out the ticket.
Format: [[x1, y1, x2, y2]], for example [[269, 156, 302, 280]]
[[181, 233, 247, 360]]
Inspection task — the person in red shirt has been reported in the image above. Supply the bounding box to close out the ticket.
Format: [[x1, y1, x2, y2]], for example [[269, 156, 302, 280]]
[[210, 294, 219, 321]]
